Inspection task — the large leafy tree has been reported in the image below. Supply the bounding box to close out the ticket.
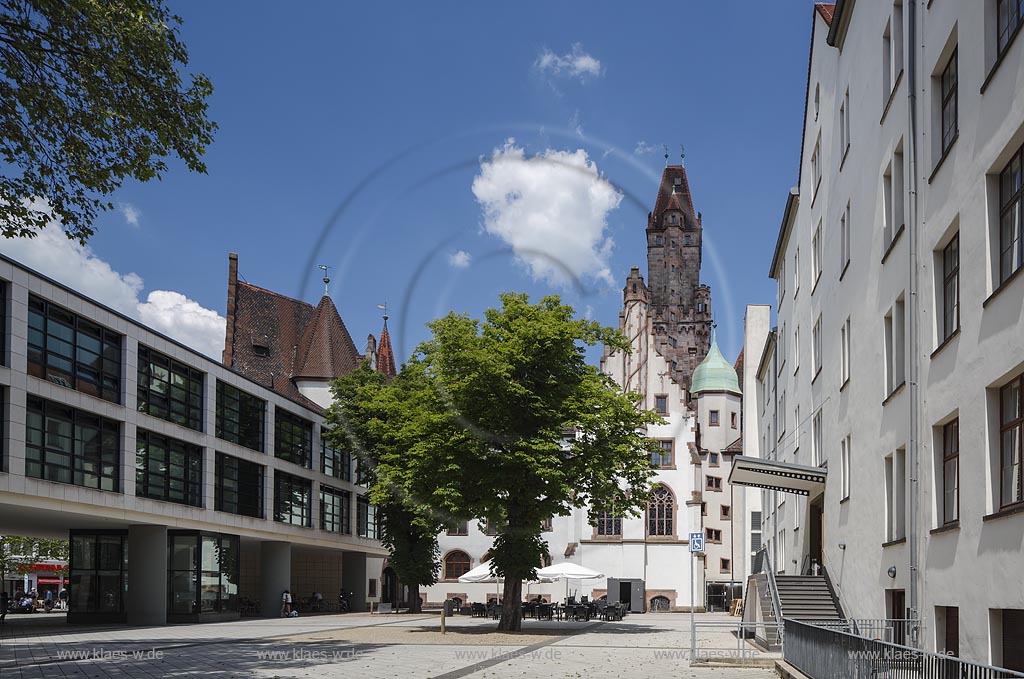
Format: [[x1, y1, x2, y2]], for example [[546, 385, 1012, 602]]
[[364, 293, 661, 631], [0, 0, 216, 242], [325, 362, 444, 615]]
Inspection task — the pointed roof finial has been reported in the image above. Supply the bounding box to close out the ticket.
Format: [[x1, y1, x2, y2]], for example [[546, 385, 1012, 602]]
[[680, 144, 686, 168], [377, 302, 388, 322], [663, 144, 669, 167], [318, 264, 331, 296]]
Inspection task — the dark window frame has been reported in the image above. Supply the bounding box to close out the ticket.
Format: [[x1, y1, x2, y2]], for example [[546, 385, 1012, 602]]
[[274, 409, 313, 468], [214, 452, 264, 519], [27, 296, 122, 404], [443, 550, 471, 580], [1000, 144, 1024, 284], [942, 419, 959, 525], [319, 484, 351, 534], [447, 520, 468, 536], [654, 394, 668, 415], [997, 0, 1024, 55], [25, 396, 119, 491], [215, 381, 265, 452], [942, 235, 960, 341], [135, 429, 203, 507], [1000, 376, 1023, 509], [273, 470, 312, 527], [652, 439, 674, 468], [320, 437, 351, 481], [595, 510, 622, 536], [357, 494, 378, 538], [137, 346, 204, 431], [940, 48, 958, 155]]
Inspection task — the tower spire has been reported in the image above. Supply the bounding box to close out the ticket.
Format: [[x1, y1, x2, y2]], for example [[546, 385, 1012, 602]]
[[318, 264, 330, 296]]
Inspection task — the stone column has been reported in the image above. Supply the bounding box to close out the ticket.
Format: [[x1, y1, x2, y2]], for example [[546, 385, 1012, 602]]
[[260, 541, 292, 617], [127, 524, 168, 626], [342, 551, 368, 613]]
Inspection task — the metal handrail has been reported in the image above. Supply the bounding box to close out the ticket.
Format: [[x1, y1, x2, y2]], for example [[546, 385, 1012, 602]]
[[785, 618, 1024, 679], [754, 545, 784, 632]]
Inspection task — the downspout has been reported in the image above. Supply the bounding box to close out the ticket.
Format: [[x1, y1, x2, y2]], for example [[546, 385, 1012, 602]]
[[906, 0, 921, 647]]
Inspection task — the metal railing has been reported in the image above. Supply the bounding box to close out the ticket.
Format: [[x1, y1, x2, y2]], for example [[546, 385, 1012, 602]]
[[806, 617, 917, 644], [689, 620, 783, 667], [785, 618, 1024, 679]]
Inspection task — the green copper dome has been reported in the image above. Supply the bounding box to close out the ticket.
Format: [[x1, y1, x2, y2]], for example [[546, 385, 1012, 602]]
[[691, 332, 741, 395]]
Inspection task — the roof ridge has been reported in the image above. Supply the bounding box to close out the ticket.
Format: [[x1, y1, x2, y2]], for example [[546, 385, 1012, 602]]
[[237, 281, 316, 309]]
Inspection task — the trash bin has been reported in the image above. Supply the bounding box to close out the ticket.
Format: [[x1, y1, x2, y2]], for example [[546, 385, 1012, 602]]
[[443, 599, 454, 616]]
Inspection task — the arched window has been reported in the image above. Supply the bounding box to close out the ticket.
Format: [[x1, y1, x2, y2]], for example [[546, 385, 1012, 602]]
[[650, 595, 671, 612], [648, 485, 674, 536], [443, 550, 471, 580]]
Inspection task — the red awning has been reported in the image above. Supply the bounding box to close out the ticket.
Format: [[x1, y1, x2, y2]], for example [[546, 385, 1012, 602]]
[[37, 578, 63, 584]]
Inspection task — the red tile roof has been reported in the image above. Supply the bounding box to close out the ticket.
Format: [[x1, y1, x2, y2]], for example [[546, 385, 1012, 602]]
[[815, 3, 835, 26], [375, 318, 397, 379], [293, 295, 361, 381], [648, 165, 699, 230], [223, 255, 360, 408]]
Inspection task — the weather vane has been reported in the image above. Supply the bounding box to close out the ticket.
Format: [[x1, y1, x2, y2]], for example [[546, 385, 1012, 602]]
[[318, 264, 330, 296], [680, 144, 686, 167], [663, 144, 669, 167], [377, 302, 388, 321]]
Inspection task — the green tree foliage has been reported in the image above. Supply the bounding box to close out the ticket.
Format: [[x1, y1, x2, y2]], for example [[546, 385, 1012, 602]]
[[325, 362, 444, 614], [0, 0, 216, 242], [343, 293, 661, 631], [0, 536, 69, 576]]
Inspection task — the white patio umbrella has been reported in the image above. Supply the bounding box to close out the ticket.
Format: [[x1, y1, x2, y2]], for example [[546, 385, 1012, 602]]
[[536, 562, 604, 602], [458, 560, 552, 603]]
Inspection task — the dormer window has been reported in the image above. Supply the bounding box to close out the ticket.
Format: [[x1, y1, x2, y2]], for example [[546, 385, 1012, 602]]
[[674, 177, 682, 186], [253, 344, 270, 357]]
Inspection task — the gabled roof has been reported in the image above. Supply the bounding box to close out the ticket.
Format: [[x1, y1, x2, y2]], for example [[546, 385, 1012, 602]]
[[376, 318, 397, 379], [293, 295, 361, 381]]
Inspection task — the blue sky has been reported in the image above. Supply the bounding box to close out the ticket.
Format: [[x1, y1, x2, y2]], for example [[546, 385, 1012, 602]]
[[2, 2, 817, 366]]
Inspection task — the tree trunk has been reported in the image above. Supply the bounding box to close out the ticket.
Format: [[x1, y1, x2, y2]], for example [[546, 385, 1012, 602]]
[[408, 584, 421, 613], [496, 577, 523, 631]]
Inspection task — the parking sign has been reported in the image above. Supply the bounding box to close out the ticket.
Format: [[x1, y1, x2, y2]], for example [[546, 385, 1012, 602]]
[[689, 532, 704, 553]]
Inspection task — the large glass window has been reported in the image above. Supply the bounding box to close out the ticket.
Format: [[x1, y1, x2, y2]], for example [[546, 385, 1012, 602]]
[[27, 296, 121, 403], [168, 532, 239, 616], [357, 495, 378, 538], [651, 440, 673, 468], [1000, 376, 1023, 509], [274, 471, 312, 527], [215, 381, 265, 452], [215, 453, 263, 518], [320, 485, 351, 534], [1000, 145, 1023, 284], [443, 550, 471, 580], [69, 532, 127, 618], [647, 485, 674, 536], [321, 438, 351, 481], [137, 346, 203, 431], [136, 430, 203, 507], [25, 396, 119, 491], [274, 409, 312, 467]]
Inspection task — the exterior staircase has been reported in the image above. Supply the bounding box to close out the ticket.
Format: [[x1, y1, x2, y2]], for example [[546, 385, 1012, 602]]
[[774, 574, 843, 622]]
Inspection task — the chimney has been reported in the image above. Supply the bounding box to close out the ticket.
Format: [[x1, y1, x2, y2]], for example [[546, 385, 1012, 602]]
[[222, 253, 239, 366]]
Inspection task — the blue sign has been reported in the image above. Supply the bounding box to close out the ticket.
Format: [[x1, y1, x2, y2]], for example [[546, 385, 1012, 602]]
[[689, 532, 704, 553]]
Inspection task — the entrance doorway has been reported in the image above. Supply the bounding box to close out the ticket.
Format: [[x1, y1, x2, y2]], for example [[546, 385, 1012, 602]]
[[809, 497, 824, 574], [887, 589, 907, 645]]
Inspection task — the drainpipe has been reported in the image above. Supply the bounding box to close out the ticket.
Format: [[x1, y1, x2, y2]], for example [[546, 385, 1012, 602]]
[[906, 0, 921, 647]]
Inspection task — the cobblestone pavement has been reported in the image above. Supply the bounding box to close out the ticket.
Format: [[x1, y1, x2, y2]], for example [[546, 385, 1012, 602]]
[[0, 611, 779, 678]]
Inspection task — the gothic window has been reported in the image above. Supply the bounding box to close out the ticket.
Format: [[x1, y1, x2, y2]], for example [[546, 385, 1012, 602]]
[[595, 511, 622, 536], [443, 550, 471, 580], [648, 485, 674, 536]]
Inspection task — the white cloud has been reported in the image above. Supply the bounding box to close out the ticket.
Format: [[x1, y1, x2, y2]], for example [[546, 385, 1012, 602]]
[[472, 140, 621, 288], [0, 224, 226, 358], [536, 43, 603, 81], [120, 203, 141, 227], [448, 250, 472, 269], [633, 141, 657, 156]]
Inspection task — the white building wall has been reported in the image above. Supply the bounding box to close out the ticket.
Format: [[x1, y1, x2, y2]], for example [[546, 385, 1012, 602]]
[[756, 1, 1024, 664]]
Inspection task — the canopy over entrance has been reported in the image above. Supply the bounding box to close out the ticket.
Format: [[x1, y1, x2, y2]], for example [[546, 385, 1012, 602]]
[[728, 455, 826, 496]]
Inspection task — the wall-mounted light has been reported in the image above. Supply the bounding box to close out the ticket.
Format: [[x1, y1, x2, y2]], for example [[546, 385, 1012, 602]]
[[887, 566, 897, 579], [838, 542, 846, 550]]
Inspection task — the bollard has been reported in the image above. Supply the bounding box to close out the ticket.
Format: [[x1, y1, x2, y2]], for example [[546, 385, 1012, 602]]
[[441, 605, 446, 634]]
